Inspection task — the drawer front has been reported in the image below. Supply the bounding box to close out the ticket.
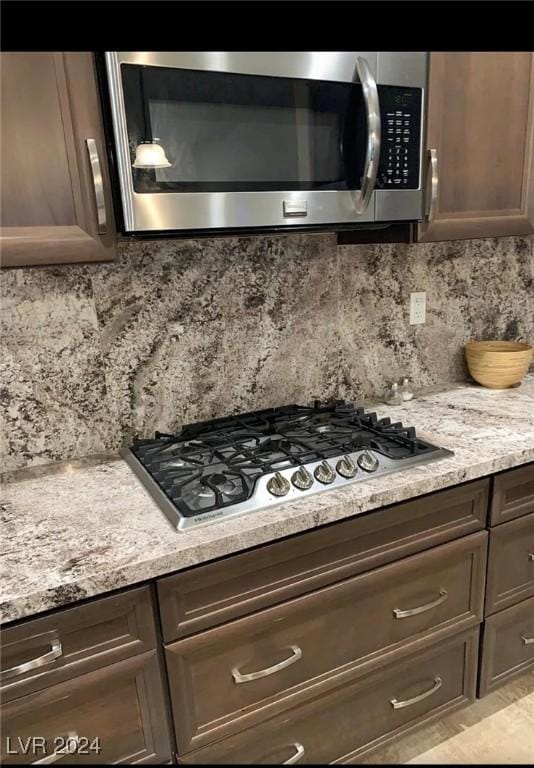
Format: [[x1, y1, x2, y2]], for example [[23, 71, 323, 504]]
[[179, 629, 478, 764], [0, 652, 171, 764], [167, 532, 487, 752], [490, 462, 534, 526], [0, 587, 157, 702], [485, 512, 534, 615], [159, 479, 489, 641], [479, 596, 534, 696]]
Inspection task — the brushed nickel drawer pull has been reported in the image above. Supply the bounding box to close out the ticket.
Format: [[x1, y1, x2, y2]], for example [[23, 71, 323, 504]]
[[283, 743, 305, 765], [232, 644, 302, 684], [528, 553, 534, 561], [393, 589, 448, 619], [390, 675, 442, 710], [0, 635, 63, 682], [521, 635, 534, 645], [33, 732, 80, 764]]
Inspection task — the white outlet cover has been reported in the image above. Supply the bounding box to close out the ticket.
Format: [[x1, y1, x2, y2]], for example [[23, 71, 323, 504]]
[[410, 291, 426, 325]]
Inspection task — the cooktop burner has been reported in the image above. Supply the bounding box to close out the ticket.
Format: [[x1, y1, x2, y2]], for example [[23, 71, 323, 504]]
[[122, 401, 454, 531]]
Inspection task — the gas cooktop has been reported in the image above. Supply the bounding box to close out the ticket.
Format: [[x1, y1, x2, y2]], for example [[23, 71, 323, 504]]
[[122, 401, 454, 531]]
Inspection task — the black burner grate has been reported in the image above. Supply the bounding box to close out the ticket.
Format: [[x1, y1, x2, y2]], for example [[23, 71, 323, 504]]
[[130, 401, 437, 518]]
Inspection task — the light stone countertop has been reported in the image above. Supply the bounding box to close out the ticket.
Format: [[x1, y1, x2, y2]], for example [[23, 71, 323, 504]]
[[2, 376, 534, 625]]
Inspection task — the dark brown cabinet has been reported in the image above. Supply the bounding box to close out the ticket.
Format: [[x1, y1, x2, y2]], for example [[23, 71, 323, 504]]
[[0, 589, 172, 764], [1, 653, 171, 764], [179, 631, 479, 765], [490, 462, 534, 525], [0, 53, 116, 267], [0, 587, 158, 703], [165, 533, 486, 753], [417, 53, 534, 242], [157, 480, 489, 762], [479, 463, 534, 696], [485, 512, 534, 615], [479, 597, 534, 696]]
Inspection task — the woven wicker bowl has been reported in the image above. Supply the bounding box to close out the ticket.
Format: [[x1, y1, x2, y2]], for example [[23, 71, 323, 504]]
[[465, 340, 533, 389]]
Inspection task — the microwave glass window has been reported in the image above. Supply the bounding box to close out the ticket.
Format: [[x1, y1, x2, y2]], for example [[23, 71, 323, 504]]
[[120, 64, 366, 193]]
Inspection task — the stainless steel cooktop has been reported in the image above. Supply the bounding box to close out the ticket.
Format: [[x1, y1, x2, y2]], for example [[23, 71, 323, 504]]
[[122, 401, 453, 531]]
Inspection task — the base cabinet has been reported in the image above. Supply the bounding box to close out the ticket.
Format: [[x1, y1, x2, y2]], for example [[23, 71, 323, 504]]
[[479, 597, 534, 696], [0, 589, 173, 765], [478, 464, 534, 698], [1, 653, 171, 765], [485, 511, 534, 615], [179, 630, 478, 765], [166, 532, 486, 753]]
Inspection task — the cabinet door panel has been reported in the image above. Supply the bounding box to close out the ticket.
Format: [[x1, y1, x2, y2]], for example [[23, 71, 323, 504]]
[[490, 462, 534, 526], [0, 653, 171, 764], [179, 630, 478, 765], [1, 54, 76, 227], [0, 587, 157, 702], [418, 53, 534, 241], [485, 512, 534, 615], [0, 53, 115, 267], [479, 596, 534, 696], [166, 532, 486, 752]]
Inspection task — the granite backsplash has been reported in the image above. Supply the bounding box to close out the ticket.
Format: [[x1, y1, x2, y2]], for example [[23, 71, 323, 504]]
[[1, 233, 533, 471]]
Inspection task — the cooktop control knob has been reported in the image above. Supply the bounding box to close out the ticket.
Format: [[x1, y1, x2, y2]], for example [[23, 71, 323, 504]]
[[336, 455, 358, 479], [314, 460, 336, 485], [357, 450, 380, 473], [292, 466, 314, 490], [267, 471, 290, 497]]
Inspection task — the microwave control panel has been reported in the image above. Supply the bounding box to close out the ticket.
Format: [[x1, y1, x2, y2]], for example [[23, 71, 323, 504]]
[[376, 87, 422, 190]]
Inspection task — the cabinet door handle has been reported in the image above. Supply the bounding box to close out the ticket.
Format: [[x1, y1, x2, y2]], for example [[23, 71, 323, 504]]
[[283, 743, 305, 765], [393, 589, 448, 619], [85, 138, 107, 234], [0, 635, 63, 682], [521, 635, 534, 646], [32, 733, 80, 764], [528, 552, 534, 561], [390, 675, 442, 710], [425, 148, 438, 222], [232, 644, 302, 684]]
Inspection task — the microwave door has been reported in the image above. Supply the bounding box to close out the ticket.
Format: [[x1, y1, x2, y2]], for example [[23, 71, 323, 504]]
[[107, 53, 383, 232]]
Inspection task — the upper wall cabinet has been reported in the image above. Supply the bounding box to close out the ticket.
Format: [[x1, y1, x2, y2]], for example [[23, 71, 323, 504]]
[[417, 52, 534, 242], [0, 53, 116, 267]]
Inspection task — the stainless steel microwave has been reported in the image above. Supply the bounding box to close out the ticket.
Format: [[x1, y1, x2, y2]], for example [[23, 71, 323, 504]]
[[104, 52, 428, 234]]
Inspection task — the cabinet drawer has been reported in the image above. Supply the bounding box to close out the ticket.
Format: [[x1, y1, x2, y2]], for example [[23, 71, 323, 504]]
[[490, 463, 534, 526], [479, 596, 534, 696], [179, 629, 478, 764], [167, 532, 486, 753], [158, 479, 489, 641], [485, 512, 534, 615], [0, 587, 157, 702], [0, 652, 171, 764]]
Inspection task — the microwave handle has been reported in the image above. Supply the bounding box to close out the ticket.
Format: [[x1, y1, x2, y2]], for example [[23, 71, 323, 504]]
[[352, 57, 381, 215], [85, 139, 108, 234]]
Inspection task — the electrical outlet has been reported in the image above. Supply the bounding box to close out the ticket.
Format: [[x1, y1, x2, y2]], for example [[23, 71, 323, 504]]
[[409, 291, 426, 325]]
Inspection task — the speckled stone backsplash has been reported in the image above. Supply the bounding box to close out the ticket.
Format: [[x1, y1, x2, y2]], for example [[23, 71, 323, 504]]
[[1, 234, 533, 471]]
